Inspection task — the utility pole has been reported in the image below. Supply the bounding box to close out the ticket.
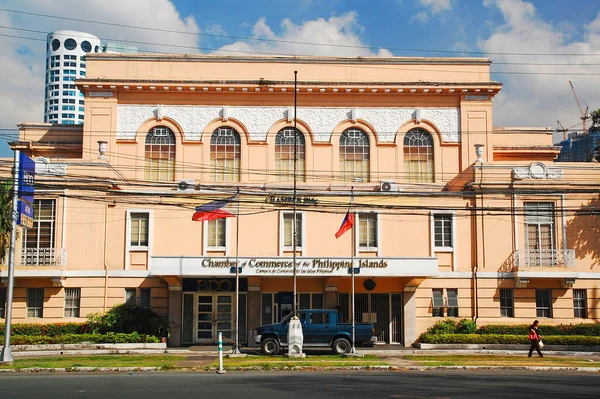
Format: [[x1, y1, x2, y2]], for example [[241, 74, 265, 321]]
[[1, 149, 20, 362], [292, 70, 298, 315]]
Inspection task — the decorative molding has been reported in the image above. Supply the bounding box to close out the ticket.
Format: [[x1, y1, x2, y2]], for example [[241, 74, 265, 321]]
[[51, 277, 65, 287], [222, 105, 229, 121], [116, 105, 460, 143], [34, 157, 67, 176], [156, 104, 163, 121], [512, 162, 563, 180], [414, 108, 421, 124]]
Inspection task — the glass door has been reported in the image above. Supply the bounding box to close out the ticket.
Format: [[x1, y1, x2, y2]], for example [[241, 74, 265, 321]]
[[196, 295, 214, 341], [215, 294, 233, 340]]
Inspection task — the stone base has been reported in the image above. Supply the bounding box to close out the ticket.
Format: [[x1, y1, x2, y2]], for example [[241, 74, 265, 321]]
[[227, 353, 247, 358], [285, 353, 306, 358], [342, 352, 364, 358]]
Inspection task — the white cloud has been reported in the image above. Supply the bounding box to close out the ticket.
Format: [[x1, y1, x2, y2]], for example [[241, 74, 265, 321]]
[[412, 0, 452, 24], [215, 13, 392, 57], [419, 0, 452, 14], [0, 0, 200, 151], [478, 0, 600, 141]]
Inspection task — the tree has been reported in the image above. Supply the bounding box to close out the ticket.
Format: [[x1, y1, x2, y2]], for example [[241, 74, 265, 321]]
[[0, 181, 13, 263], [591, 108, 600, 132], [590, 109, 600, 162]]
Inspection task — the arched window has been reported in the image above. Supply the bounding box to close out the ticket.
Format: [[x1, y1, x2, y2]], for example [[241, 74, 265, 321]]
[[275, 127, 305, 182], [340, 128, 370, 182], [403, 128, 434, 183], [145, 126, 176, 181], [210, 127, 241, 182]]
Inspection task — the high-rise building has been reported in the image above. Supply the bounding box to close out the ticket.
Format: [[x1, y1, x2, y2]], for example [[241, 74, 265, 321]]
[[44, 30, 102, 125]]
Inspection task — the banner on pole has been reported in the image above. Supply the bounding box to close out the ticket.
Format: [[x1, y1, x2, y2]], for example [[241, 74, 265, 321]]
[[17, 152, 35, 228]]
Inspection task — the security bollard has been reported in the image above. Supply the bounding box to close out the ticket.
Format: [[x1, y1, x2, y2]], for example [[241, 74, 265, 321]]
[[216, 331, 226, 374]]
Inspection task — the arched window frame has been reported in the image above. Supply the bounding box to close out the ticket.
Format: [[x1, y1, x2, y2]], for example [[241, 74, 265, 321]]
[[145, 126, 176, 181], [339, 128, 370, 182], [210, 127, 241, 182], [275, 127, 305, 182], [403, 128, 434, 183]]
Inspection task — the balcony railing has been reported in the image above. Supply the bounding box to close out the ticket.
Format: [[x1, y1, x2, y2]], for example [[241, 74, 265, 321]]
[[514, 249, 576, 268], [20, 248, 66, 266]]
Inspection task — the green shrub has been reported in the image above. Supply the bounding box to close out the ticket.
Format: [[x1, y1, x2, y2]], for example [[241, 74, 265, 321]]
[[0, 333, 160, 345], [425, 319, 460, 334], [417, 333, 600, 345], [456, 319, 478, 334], [87, 304, 166, 337], [0, 323, 90, 336], [477, 323, 600, 336]]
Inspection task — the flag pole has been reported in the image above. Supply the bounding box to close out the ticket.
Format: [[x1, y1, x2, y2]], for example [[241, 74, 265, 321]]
[[350, 187, 356, 354], [292, 70, 298, 316], [233, 187, 241, 354]]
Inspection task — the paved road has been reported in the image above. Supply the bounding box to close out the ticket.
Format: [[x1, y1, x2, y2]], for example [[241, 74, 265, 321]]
[[0, 371, 598, 398]]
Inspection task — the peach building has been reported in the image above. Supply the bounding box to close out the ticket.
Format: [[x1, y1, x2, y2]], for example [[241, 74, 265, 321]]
[[2, 54, 599, 347]]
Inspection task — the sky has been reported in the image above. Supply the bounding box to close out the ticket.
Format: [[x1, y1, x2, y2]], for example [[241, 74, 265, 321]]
[[0, 0, 599, 156]]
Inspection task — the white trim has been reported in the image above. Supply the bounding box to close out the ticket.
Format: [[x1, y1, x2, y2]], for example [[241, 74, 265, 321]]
[[430, 211, 456, 255], [203, 218, 230, 255], [279, 211, 305, 255], [125, 209, 153, 270], [61, 190, 67, 258], [433, 271, 600, 280], [356, 211, 379, 254], [0, 270, 149, 278]]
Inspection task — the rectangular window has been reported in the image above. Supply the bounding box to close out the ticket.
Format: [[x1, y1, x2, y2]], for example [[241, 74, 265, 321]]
[[140, 288, 151, 309], [282, 212, 302, 249], [358, 213, 378, 250], [525, 202, 556, 266], [64, 288, 81, 318], [22, 199, 56, 266], [0, 287, 6, 318], [27, 288, 44, 318], [125, 288, 136, 306], [536, 289, 552, 318], [446, 289, 459, 317], [432, 289, 444, 317], [207, 219, 226, 248], [573, 289, 587, 318], [434, 214, 453, 249], [129, 212, 149, 248], [500, 288, 514, 317]]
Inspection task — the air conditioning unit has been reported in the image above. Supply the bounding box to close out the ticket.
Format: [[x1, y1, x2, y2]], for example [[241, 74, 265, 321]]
[[177, 179, 195, 192], [380, 180, 397, 192]]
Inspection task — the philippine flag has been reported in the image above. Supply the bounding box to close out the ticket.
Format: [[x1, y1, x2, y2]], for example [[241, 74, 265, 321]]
[[192, 196, 236, 222], [335, 210, 354, 238]]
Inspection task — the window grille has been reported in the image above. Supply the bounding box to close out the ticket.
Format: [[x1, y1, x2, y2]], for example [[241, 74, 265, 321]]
[[340, 128, 370, 182], [404, 128, 434, 183]]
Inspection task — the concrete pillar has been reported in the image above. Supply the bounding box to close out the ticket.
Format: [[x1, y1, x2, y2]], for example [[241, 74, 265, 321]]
[[325, 288, 338, 309], [247, 289, 261, 336], [168, 289, 182, 347], [403, 289, 417, 347]]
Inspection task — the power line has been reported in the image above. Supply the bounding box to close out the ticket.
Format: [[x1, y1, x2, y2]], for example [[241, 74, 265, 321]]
[[1, 7, 600, 58]]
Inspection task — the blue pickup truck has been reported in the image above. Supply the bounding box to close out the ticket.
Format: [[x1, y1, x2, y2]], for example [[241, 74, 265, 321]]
[[252, 309, 377, 355]]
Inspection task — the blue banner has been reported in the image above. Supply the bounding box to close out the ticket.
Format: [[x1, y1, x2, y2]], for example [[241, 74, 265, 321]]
[[17, 152, 35, 228]]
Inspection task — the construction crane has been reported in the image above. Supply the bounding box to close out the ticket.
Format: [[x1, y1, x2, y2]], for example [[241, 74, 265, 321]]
[[569, 80, 590, 134]]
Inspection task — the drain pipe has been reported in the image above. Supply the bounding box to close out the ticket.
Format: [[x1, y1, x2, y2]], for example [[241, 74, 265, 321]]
[[103, 204, 109, 312]]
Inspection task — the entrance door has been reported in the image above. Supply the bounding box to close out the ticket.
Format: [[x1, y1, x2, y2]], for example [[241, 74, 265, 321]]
[[196, 294, 233, 342]]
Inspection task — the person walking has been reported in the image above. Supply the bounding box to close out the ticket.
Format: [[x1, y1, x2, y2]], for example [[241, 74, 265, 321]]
[[528, 320, 544, 358]]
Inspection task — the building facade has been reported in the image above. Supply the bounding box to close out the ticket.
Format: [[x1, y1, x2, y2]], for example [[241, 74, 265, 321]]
[[4, 54, 600, 347], [44, 30, 102, 125]]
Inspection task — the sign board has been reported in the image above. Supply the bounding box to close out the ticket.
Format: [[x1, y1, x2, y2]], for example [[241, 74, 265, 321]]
[[17, 200, 34, 228], [152, 256, 438, 277], [17, 152, 35, 228]]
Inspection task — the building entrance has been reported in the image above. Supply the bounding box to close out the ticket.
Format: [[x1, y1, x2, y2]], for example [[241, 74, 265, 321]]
[[181, 278, 248, 345]]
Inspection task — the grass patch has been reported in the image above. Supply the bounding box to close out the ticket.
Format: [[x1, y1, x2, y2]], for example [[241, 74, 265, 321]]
[[0, 355, 187, 370], [404, 354, 600, 368], [212, 354, 387, 370]]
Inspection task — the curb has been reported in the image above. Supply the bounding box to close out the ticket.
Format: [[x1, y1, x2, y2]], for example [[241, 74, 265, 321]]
[[0, 365, 599, 373]]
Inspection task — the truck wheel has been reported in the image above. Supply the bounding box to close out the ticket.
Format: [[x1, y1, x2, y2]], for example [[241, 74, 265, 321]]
[[261, 338, 281, 356], [332, 338, 351, 355]]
